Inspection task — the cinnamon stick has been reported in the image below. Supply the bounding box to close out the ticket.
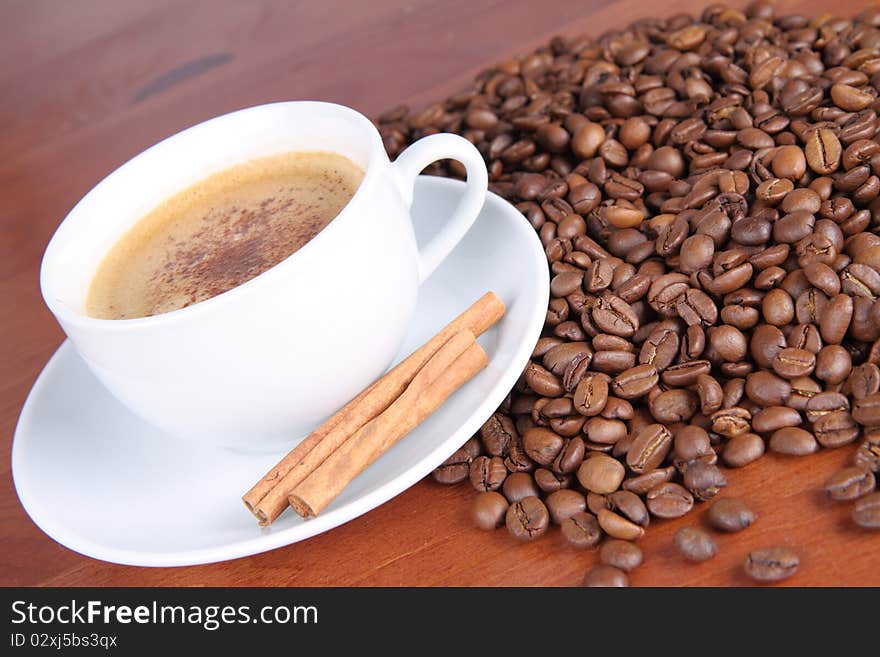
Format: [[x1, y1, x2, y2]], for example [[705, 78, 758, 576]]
[[243, 291, 504, 525], [289, 340, 489, 518]]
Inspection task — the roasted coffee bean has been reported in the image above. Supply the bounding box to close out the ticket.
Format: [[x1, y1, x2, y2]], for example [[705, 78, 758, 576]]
[[601, 397, 634, 420], [804, 262, 840, 296], [853, 393, 880, 426], [612, 364, 658, 399], [506, 496, 550, 541], [582, 564, 629, 587], [745, 371, 791, 406], [469, 456, 508, 492], [820, 294, 853, 345], [771, 348, 816, 379], [650, 388, 698, 423], [573, 372, 609, 417], [774, 211, 814, 244], [708, 326, 748, 363], [534, 468, 572, 493], [479, 413, 517, 456], [622, 466, 676, 495], [648, 273, 689, 316], [584, 417, 627, 445], [540, 396, 573, 420], [677, 288, 718, 327], [502, 472, 540, 504], [815, 345, 852, 385], [586, 492, 610, 516], [854, 430, 880, 472], [545, 489, 587, 525], [546, 298, 569, 325], [674, 527, 717, 563], [805, 128, 842, 175], [472, 491, 509, 530], [762, 289, 795, 326], [751, 324, 787, 369], [524, 362, 564, 397], [639, 327, 680, 369], [572, 122, 606, 159], [696, 374, 724, 414], [592, 334, 633, 352], [627, 424, 673, 474], [461, 436, 483, 461], [523, 427, 564, 465], [852, 492, 880, 529], [831, 84, 875, 112], [592, 350, 637, 374], [722, 433, 766, 468], [585, 259, 614, 293], [597, 507, 645, 540], [707, 497, 757, 532], [561, 511, 602, 548], [617, 273, 651, 303], [607, 490, 650, 528], [550, 270, 583, 297], [683, 462, 727, 501], [552, 436, 585, 473], [769, 427, 819, 456], [577, 454, 625, 494], [847, 363, 880, 400], [679, 234, 715, 274], [796, 288, 829, 325], [752, 406, 802, 434], [825, 466, 876, 501], [787, 323, 822, 354], [711, 407, 752, 437], [805, 391, 850, 423], [584, 416, 626, 444], [662, 360, 710, 386], [646, 482, 694, 519], [673, 425, 713, 463], [745, 547, 799, 582], [722, 379, 746, 409], [599, 539, 643, 572], [591, 295, 639, 337], [504, 432, 535, 473], [754, 266, 786, 290], [533, 337, 564, 359], [542, 341, 591, 377], [813, 411, 859, 448], [432, 446, 473, 484]]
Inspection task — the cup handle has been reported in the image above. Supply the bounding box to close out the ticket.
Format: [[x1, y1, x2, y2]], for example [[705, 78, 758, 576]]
[[391, 133, 488, 283]]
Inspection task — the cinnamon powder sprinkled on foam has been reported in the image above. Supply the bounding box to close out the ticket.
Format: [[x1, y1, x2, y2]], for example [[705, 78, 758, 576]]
[[86, 151, 363, 319]]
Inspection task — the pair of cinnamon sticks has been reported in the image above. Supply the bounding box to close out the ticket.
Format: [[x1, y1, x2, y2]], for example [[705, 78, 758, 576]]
[[243, 291, 505, 525]]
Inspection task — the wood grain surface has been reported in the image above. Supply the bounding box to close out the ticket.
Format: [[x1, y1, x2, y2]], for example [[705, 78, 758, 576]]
[[2, 0, 877, 587]]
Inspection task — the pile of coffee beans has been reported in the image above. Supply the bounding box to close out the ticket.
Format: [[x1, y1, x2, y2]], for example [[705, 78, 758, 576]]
[[380, 2, 880, 585]]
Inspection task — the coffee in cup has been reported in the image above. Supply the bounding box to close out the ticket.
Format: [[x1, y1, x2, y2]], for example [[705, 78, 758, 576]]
[[86, 151, 363, 320]]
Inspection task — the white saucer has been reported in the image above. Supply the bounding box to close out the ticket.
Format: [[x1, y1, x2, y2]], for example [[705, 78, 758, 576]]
[[12, 176, 549, 567]]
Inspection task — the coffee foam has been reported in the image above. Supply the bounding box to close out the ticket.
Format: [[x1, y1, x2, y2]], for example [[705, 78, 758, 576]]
[[86, 151, 363, 319]]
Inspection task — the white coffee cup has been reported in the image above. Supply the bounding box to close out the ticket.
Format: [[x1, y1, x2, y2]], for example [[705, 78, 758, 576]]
[[40, 101, 488, 448]]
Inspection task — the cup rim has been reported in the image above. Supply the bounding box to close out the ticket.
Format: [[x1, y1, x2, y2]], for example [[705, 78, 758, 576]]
[[40, 101, 385, 332]]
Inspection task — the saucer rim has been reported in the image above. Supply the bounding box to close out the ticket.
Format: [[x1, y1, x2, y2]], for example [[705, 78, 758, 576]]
[[12, 175, 550, 567]]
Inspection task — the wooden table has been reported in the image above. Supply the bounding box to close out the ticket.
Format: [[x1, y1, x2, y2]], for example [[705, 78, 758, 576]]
[[2, 0, 876, 587]]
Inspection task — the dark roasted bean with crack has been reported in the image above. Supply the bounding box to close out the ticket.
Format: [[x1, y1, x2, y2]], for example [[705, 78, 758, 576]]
[[745, 547, 799, 582], [506, 496, 550, 541], [825, 467, 876, 501]]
